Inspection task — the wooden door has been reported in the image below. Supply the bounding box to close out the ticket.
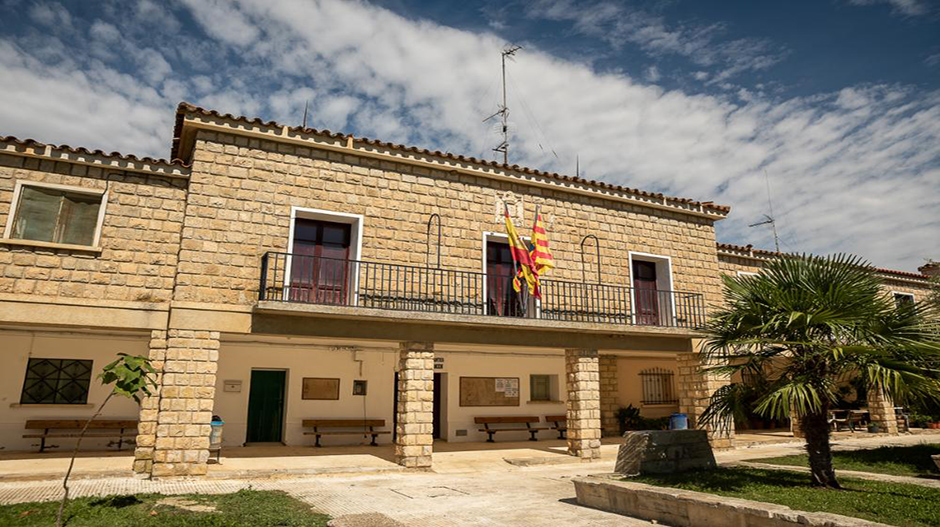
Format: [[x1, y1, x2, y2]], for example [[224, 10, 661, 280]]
[[289, 219, 351, 304], [246, 370, 286, 443], [633, 260, 660, 325]]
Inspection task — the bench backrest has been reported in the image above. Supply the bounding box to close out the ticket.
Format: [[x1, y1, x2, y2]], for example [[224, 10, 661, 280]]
[[474, 416, 540, 425], [302, 419, 385, 428], [25, 419, 137, 430], [545, 415, 566, 423]]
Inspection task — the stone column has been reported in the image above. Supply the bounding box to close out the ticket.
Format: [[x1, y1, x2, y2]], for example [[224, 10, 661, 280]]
[[676, 352, 734, 449], [395, 341, 434, 469], [133, 330, 167, 476], [867, 386, 899, 435], [599, 355, 620, 437], [134, 329, 219, 477], [565, 348, 601, 460]]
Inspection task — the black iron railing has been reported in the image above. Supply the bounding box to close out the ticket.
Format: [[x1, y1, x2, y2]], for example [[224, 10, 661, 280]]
[[258, 252, 706, 329]]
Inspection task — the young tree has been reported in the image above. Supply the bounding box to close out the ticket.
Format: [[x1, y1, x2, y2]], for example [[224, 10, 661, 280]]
[[56, 353, 155, 527], [700, 254, 940, 488]]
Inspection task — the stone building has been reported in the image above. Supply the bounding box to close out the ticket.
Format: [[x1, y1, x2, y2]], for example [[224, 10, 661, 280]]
[[0, 103, 933, 477]]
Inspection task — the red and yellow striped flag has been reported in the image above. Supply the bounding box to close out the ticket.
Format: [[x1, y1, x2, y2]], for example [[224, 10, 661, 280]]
[[505, 205, 540, 297], [530, 209, 554, 274]]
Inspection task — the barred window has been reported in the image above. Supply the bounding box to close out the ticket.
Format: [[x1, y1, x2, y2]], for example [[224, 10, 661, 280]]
[[639, 367, 677, 405], [20, 358, 93, 404], [530, 374, 556, 402]]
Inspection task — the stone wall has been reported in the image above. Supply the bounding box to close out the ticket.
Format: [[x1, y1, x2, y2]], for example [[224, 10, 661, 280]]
[[0, 153, 186, 303], [395, 341, 434, 468], [172, 130, 724, 307], [676, 351, 733, 449], [599, 355, 619, 437]]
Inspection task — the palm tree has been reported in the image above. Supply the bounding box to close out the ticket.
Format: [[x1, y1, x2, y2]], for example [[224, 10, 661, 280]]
[[700, 254, 940, 488]]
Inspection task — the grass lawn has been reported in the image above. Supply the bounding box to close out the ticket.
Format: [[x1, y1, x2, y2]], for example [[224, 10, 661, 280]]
[[749, 443, 940, 478], [633, 467, 940, 527], [0, 489, 330, 527]]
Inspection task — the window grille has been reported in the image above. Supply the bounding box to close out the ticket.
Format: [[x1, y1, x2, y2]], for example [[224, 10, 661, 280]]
[[530, 374, 553, 401], [20, 358, 93, 404], [639, 367, 677, 405]]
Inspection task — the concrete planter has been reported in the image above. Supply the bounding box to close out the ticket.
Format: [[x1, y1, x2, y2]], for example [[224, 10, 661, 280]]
[[574, 475, 890, 527]]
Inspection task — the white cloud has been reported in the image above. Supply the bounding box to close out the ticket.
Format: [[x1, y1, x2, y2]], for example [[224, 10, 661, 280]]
[[847, 0, 931, 17], [28, 1, 72, 29], [0, 0, 936, 272]]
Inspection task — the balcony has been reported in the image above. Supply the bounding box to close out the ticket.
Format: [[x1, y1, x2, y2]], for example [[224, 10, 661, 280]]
[[257, 252, 706, 331]]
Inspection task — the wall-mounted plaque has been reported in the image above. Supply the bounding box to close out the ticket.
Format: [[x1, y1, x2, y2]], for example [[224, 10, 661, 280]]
[[302, 378, 340, 400]]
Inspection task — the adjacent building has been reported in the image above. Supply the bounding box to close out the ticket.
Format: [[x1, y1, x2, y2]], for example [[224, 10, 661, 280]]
[[0, 103, 933, 477]]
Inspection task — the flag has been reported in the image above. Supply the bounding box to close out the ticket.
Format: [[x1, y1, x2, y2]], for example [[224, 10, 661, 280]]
[[504, 205, 540, 298], [530, 208, 555, 274]]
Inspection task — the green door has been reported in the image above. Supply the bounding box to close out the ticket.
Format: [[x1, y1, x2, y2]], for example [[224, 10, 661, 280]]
[[246, 370, 286, 443]]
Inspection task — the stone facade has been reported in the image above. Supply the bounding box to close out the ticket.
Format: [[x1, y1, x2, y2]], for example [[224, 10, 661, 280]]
[[0, 153, 187, 303], [565, 348, 602, 460], [599, 355, 619, 437], [676, 351, 733, 449], [395, 341, 434, 469]]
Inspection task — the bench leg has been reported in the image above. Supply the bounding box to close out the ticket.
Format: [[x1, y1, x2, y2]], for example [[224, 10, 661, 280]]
[[39, 435, 46, 454], [370, 434, 378, 447], [117, 429, 124, 451], [557, 430, 566, 440], [315, 434, 322, 447], [528, 429, 538, 441], [486, 431, 495, 443]]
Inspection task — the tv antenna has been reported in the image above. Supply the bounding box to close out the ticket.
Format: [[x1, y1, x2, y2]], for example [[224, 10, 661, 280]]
[[302, 100, 309, 129], [748, 170, 780, 253], [484, 45, 522, 165]]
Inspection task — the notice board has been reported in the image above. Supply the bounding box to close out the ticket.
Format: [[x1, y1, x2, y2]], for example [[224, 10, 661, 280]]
[[302, 378, 340, 400], [459, 376, 520, 407]]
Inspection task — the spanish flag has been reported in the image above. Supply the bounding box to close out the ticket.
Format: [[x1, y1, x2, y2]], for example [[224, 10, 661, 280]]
[[505, 205, 540, 298]]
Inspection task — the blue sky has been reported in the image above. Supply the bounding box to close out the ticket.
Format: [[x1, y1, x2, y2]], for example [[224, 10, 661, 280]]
[[0, 0, 937, 271]]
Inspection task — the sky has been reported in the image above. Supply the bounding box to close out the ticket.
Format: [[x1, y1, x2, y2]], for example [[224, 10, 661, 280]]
[[0, 0, 937, 272]]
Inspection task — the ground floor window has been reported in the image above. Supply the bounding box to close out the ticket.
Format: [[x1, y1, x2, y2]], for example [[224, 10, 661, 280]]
[[529, 374, 558, 402], [20, 358, 93, 404], [639, 367, 677, 405]]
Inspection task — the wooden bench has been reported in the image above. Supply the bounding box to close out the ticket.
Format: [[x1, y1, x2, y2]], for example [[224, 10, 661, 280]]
[[475, 416, 548, 442], [302, 419, 390, 447], [545, 415, 567, 439], [24, 419, 138, 453]]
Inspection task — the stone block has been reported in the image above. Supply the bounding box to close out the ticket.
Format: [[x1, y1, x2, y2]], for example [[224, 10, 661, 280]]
[[614, 430, 716, 476]]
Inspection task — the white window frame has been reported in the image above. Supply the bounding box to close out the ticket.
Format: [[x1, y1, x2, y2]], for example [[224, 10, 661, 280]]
[[627, 251, 676, 326], [528, 373, 559, 403], [891, 291, 915, 306], [285, 207, 364, 306], [3, 180, 108, 249], [736, 271, 759, 277], [482, 231, 538, 316]]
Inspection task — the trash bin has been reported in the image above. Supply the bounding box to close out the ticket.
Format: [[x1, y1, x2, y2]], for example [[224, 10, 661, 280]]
[[209, 416, 224, 463], [669, 413, 688, 430]]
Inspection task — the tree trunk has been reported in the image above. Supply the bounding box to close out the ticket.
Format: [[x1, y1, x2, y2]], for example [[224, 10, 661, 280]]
[[56, 392, 114, 527], [800, 407, 840, 489]]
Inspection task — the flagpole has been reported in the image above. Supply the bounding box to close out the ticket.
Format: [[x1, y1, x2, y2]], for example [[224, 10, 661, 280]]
[[505, 202, 524, 314]]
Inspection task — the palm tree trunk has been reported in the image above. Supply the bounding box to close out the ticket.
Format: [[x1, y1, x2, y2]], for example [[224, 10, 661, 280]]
[[800, 407, 840, 488]]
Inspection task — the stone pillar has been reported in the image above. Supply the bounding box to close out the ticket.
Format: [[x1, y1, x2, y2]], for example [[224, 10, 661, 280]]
[[599, 355, 619, 437], [565, 348, 602, 460], [134, 329, 219, 477], [867, 386, 899, 435], [395, 341, 434, 469], [676, 352, 734, 449]]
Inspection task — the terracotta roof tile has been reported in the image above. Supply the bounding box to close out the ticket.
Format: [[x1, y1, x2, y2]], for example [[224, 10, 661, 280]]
[[716, 242, 931, 281], [1, 135, 189, 170], [173, 102, 731, 216]]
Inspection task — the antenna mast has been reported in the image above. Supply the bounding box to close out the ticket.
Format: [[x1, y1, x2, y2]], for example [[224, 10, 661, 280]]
[[484, 45, 522, 165], [302, 100, 309, 129], [748, 170, 781, 252]]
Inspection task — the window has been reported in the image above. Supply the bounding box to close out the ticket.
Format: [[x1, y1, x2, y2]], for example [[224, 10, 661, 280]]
[[529, 374, 557, 402], [893, 292, 915, 308], [485, 237, 533, 317], [20, 358, 93, 404], [286, 207, 363, 305], [639, 367, 677, 405], [628, 253, 675, 327], [737, 271, 759, 278], [5, 182, 106, 247]]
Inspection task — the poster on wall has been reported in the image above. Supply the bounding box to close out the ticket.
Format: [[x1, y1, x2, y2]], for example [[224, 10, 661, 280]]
[[459, 377, 520, 407], [302, 378, 340, 400]]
